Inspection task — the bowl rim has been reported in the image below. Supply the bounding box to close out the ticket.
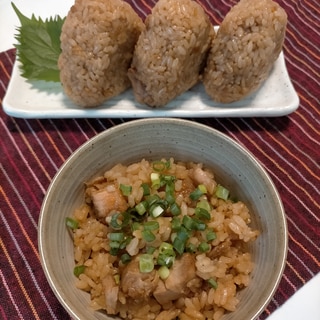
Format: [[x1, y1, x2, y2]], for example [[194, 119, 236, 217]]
[[38, 117, 288, 320]]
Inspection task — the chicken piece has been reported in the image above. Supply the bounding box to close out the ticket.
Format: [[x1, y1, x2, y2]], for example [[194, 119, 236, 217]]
[[153, 253, 196, 305], [91, 184, 128, 218], [120, 257, 159, 300], [103, 274, 119, 314], [190, 167, 216, 194]]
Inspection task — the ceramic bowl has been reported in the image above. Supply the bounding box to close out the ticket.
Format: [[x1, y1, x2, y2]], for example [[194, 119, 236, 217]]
[[38, 118, 288, 320]]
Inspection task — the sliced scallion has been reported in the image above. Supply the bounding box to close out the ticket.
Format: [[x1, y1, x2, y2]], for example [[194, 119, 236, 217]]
[[141, 183, 150, 196], [108, 232, 124, 242], [73, 265, 85, 277], [171, 216, 181, 231], [198, 242, 210, 252], [120, 253, 131, 264], [215, 184, 230, 200], [158, 265, 170, 280], [195, 207, 211, 220], [196, 199, 211, 212], [120, 184, 132, 196], [135, 201, 148, 215], [142, 230, 156, 242], [150, 204, 164, 218], [66, 217, 79, 230], [170, 202, 181, 216], [189, 186, 205, 201], [144, 220, 160, 231], [151, 172, 161, 189], [206, 230, 217, 241], [139, 254, 154, 273], [208, 278, 218, 289], [152, 160, 170, 172]]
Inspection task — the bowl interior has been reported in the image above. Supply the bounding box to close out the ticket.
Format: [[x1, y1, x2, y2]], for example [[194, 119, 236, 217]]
[[39, 118, 287, 320]]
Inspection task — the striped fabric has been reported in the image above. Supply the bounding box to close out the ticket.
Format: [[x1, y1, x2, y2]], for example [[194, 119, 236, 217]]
[[0, 0, 319, 319]]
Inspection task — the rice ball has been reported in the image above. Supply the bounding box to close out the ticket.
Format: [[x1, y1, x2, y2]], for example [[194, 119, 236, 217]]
[[128, 0, 214, 108], [58, 0, 144, 107], [203, 0, 287, 103]]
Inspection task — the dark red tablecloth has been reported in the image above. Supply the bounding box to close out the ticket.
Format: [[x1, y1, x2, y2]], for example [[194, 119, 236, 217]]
[[0, 0, 319, 319]]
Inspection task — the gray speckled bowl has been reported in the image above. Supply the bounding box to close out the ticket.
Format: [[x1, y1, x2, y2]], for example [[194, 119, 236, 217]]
[[38, 118, 288, 320]]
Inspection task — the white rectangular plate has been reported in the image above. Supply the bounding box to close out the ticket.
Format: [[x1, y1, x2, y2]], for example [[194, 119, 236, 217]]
[[3, 51, 299, 119]]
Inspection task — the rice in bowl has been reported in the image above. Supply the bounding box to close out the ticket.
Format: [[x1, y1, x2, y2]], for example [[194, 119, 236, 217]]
[[67, 158, 259, 320]]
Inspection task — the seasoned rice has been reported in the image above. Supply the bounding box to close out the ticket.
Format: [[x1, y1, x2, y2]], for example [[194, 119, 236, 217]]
[[58, 0, 144, 107], [69, 158, 259, 319], [203, 0, 287, 103], [128, 0, 214, 107]]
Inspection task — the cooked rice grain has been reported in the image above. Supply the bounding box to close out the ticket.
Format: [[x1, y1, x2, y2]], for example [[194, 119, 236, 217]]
[[58, 0, 144, 107], [203, 0, 287, 103], [128, 0, 214, 107]]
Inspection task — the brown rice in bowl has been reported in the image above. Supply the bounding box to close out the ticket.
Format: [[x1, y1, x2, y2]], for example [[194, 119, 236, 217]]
[[70, 158, 259, 319], [38, 118, 288, 320]]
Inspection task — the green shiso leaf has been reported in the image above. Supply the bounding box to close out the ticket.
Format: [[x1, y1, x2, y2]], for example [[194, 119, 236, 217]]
[[11, 2, 65, 82]]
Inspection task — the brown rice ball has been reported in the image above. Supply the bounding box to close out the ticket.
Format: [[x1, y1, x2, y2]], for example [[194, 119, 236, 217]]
[[128, 0, 214, 108], [203, 0, 287, 103], [58, 0, 144, 108]]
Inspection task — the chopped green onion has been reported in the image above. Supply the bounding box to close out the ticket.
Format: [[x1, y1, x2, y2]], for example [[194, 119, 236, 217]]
[[157, 242, 176, 267], [190, 187, 205, 201], [195, 207, 211, 220], [66, 217, 79, 230], [182, 215, 195, 230], [198, 184, 207, 194], [139, 254, 154, 273], [173, 237, 186, 255], [182, 216, 206, 231], [109, 241, 121, 249], [165, 182, 175, 204], [142, 230, 156, 242], [119, 236, 132, 249], [110, 212, 130, 230], [194, 219, 206, 231], [150, 204, 164, 218], [120, 253, 131, 264], [186, 242, 197, 253], [196, 199, 211, 212], [120, 184, 132, 196], [151, 172, 161, 189], [208, 278, 218, 289], [146, 194, 161, 206], [158, 265, 170, 280], [171, 217, 181, 231], [144, 221, 160, 231], [146, 246, 156, 254], [73, 265, 85, 277], [170, 202, 181, 216], [108, 232, 124, 242], [206, 230, 217, 241], [141, 183, 150, 196], [135, 201, 148, 215], [152, 160, 170, 172], [114, 274, 120, 284], [215, 184, 230, 200], [132, 222, 142, 231], [173, 228, 189, 255], [198, 242, 210, 252]]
